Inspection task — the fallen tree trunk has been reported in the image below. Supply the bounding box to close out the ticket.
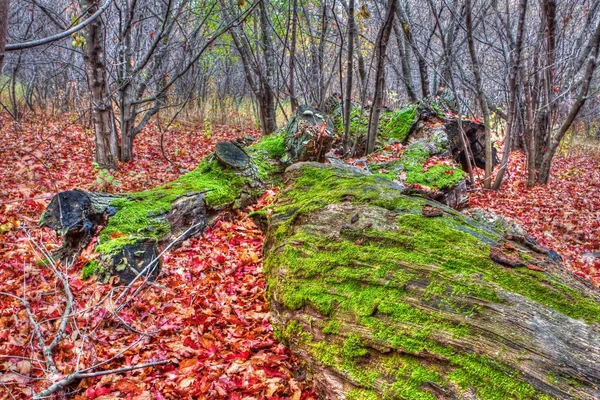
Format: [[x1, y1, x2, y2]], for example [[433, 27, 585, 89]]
[[41, 110, 337, 283], [264, 162, 600, 400]]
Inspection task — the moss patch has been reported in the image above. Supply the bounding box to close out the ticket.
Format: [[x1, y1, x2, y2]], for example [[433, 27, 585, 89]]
[[97, 158, 249, 254], [251, 131, 286, 158], [380, 105, 417, 142], [400, 143, 465, 190], [81, 260, 102, 280]]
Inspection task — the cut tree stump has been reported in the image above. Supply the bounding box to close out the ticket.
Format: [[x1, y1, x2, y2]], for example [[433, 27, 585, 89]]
[[264, 162, 600, 400]]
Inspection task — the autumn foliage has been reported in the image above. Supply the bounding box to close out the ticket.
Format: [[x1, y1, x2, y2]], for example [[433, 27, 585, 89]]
[[1, 114, 599, 399], [0, 115, 314, 399]]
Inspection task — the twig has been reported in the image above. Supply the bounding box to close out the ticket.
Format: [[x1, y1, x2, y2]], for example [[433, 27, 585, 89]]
[[32, 361, 168, 399]]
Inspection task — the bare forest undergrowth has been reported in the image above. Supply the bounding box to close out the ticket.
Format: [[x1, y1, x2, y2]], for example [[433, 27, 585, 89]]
[[0, 114, 599, 399]]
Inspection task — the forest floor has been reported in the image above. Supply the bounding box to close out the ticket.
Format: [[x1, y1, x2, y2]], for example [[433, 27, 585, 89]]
[[0, 115, 599, 399]]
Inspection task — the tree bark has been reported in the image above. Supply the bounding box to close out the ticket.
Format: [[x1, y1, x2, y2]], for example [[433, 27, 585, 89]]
[[0, 0, 9, 73], [258, 0, 277, 134], [265, 162, 600, 400], [342, 0, 356, 154], [465, 0, 493, 188], [397, 4, 429, 99], [289, 0, 299, 113], [365, 0, 397, 155], [393, 23, 417, 102], [80, 0, 119, 170], [492, 0, 528, 190]]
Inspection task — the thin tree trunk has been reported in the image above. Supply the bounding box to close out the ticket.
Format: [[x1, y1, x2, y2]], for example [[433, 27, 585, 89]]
[[465, 0, 492, 188], [343, 0, 356, 154], [397, 4, 429, 98], [289, 0, 298, 113], [259, 0, 277, 134], [394, 23, 417, 102], [366, 0, 398, 155], [353, 21, 367, 104], [492, 0, 528, 190], [0, 0, 9, 72], [80, 0, 119, 170]]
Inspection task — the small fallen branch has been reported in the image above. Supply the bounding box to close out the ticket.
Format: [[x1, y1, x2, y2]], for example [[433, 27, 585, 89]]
[[32, 360, 168, 399]]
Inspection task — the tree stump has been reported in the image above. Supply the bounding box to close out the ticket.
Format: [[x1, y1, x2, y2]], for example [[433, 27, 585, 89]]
[[283, 105, 337, 163], [264, 162, 600, 400]]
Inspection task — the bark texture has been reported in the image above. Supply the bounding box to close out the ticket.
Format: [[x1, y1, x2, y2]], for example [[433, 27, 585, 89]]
[[0, 0, 9, 72], [80, 0, 120, 169], [264, 162, 600, 400]]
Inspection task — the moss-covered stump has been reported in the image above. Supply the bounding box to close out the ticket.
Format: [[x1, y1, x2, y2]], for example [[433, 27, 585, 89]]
[[283, 105, 337, 163], [264, 163, 600, 400], [42, 136, 288, 283], [413, 104, 497, 172]]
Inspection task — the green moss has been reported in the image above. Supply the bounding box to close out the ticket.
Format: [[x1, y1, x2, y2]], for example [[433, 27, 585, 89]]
[[384, 354, 441, 400], [342, 334, 369, 360], [247, 131, 286, 181], [272, 165, 417, 229], [381, 105, 417, 142], [448, 353, 539, 400], [285, 320, 313, 344], [323, 320, 341, 334], [520, 253, 534, 262], [81, 260, 102, 280], [311, 340, 380, 387], [370, 140, 465, 190], [346, 389, 379, 400], [251, 131, 286, 158], [400, 144, 465, 189], [266, 164, 600, 399], [269, 165, 600, 325], [247, 209, 267, 218], [97, 159, 249, 254]]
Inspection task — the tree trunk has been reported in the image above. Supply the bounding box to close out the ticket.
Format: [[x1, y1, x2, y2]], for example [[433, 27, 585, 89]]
[[342, 0, 356, 154], [80, 0, 119, 170], [259, 0, 277, 134], [265, 162, 600, 400], [394, 23, 417, 102], [492, 0, 528, 190], [289, 0, 299, 113], [0, 0, 9, 73], [366, 0, 397, 155], [465, 0, 493, 188], [397, 5, 429, 99]]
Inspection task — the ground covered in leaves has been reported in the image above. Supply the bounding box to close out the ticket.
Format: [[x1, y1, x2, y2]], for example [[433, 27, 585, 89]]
[[470, 150, 600, 286], [1, 114, 599, 399], [0, 115, 314, 399]]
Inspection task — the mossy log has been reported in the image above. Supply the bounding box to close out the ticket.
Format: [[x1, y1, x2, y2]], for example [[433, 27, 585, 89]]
[[42, 140, 268, 283], [41, 107, 339, 283], [264, 163, 600, 400]]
